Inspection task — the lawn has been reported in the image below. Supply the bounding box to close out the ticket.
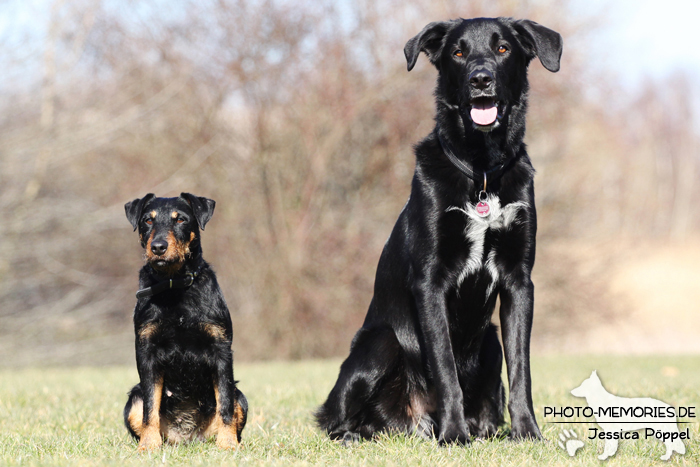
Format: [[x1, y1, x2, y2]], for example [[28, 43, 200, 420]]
[[0, 356, 698, 466]]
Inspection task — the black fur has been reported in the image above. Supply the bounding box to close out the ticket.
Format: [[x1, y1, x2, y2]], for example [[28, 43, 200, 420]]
[[316, 17, 562, 444], [123, 193, 247, 450]]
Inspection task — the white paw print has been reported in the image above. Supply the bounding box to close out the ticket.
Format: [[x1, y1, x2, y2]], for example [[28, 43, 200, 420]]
[[558, 429, 584, 457]]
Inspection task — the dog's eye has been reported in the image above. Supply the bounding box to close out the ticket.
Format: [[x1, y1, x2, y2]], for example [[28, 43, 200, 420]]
[[498, 45, 508, 54], [176, 218, 185, 224], [453, 49, 463, 58], [145, 219, 153, 225]]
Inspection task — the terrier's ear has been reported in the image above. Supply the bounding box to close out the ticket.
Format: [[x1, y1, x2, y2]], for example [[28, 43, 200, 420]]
[[180, 193, 216, 230], [125, 193, 156, 231]]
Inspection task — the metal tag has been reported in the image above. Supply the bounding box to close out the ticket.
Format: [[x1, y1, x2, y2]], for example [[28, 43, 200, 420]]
[[476, 190, 490, 217]]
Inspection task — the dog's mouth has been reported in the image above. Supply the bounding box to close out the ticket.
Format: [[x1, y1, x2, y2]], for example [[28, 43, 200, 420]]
[[148, 256, 186, 276], [469, 97, 502, 130], [145, 246, 190, 276], [144, 233, 193, 275], [150, 257, 174, 267]]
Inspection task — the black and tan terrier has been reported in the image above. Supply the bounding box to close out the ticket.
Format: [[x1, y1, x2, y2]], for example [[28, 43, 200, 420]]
[[123, 193, 247, 451]]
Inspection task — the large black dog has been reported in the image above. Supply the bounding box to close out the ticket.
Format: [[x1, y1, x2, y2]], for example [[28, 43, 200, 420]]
[[123, 193, 247, 451], [316, 18, 562, 444]]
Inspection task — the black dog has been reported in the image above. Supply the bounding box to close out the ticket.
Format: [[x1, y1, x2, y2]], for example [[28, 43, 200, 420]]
[[316, 18, 562, 444], [123, 193, 247, 451]]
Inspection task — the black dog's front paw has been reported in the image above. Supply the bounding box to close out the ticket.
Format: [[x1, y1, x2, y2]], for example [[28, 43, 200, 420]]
[[339, 431, 362, 446], [508, 419, 542, 441], [438, 421, 470, 445]]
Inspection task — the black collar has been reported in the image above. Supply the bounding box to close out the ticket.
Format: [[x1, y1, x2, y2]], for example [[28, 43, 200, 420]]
[[135, 266, 201, 300], [435, 128, 520, 189]]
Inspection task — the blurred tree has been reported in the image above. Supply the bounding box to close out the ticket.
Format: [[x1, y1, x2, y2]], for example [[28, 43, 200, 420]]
[[0, 0, 697, 364]]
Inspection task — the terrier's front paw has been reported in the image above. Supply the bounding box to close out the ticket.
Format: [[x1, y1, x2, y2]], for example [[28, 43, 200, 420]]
[[137, 427, 162, 452]]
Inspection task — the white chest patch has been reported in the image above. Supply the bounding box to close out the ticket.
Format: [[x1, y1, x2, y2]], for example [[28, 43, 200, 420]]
[[446, 194, 528, 294]]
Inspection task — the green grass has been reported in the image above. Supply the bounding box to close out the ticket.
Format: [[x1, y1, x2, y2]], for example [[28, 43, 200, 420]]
[[0, 356, 698, 466]]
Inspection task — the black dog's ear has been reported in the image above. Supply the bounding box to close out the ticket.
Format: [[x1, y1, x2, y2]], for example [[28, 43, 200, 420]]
[[125, 193, 156, 231], [180, 193, 216, 230], [404, 20, 459, 71], [512, 19, 563, 72]]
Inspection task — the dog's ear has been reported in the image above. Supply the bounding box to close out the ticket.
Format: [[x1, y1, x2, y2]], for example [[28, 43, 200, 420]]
[[180, 193, 216, 230], [511, 19, 563, 72], [404, 20, 459, 71], [125, 193, 156, 231]]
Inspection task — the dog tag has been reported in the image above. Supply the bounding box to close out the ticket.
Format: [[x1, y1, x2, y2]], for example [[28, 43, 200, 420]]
[[476, 191, 490, 217], [476, 201, 490, 217]]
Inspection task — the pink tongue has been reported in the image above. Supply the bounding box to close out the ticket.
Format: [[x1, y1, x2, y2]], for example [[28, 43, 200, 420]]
[[470, 103, 498, 126]]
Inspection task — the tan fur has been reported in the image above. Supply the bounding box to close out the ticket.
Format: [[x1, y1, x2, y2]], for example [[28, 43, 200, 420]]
[[137, 376, 164, 452], [201, 323, 226, 340], [171, 211, 178, 219], [167, 231, 191, 260], [159, 402, 201, 444], [145, 229, 192, 276], [150, 211, 157, 218], [407, 390, 436, 422], [127, 398, 144, 437], [233, 403, 245, 436], [144, 231, 155, 260], [203, 384, 240, 450], [132, 398, 206, 445], [203, 410, 223, 439], [138, 323, 158, 340]]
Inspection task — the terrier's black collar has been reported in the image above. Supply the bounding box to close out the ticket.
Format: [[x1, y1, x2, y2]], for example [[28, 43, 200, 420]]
[[135, 267, 201, 299]]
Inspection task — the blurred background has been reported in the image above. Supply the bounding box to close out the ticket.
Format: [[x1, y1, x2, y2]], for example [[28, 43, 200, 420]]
[[1, 0, 699, 366]]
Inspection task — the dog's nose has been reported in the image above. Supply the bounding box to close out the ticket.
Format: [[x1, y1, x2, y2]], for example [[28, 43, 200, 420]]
[[151, 240, 168, 256], [469, 69, 494, 90]]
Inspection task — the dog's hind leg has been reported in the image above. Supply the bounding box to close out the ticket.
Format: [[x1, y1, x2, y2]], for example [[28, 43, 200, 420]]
[[233, 388, 248, 442], [316, 326, 409, 441], [124, 384, 144, 440]]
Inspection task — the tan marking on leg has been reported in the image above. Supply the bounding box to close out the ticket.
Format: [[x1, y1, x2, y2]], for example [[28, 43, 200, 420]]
[[204, 383, 239, 450], [138, 376, 164, 452], [201, 323, 226, 340], [127, 397, 144, 437], [233, 401, 245, 442], [138, 323, 158, 340], [203, 411, 222, 439]]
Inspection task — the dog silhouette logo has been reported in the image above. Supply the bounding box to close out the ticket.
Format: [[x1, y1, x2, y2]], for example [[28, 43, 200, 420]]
[[571, 370, 686, 460]]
